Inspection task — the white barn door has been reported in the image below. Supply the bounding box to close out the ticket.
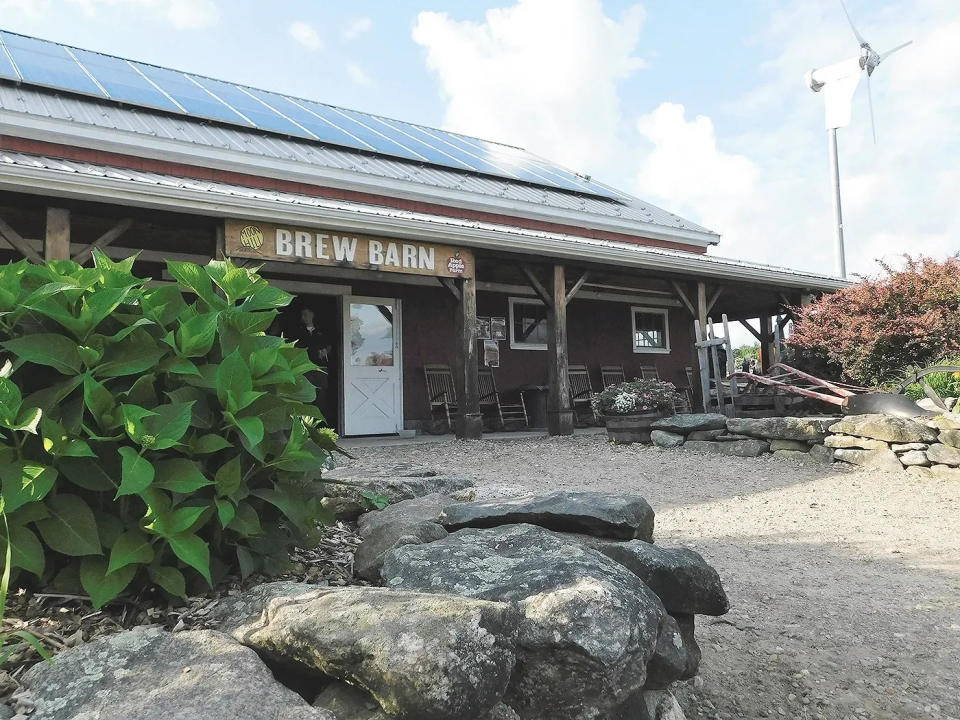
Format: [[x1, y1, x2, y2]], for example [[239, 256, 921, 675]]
[[342, 296, 402, 435]]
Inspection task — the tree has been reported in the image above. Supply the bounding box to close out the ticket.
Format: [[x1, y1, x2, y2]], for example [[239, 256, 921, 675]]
[[789, 255, 960, 386]]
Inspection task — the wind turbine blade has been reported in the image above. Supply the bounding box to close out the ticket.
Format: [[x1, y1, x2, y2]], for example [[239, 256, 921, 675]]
[[866, 73, 877, 143], [879, 40, 913, 63], [839, 0, 867, 45]]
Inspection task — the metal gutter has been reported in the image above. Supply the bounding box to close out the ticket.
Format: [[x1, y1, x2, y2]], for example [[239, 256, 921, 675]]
[[0, 108, 720, 249], [0, 154, 847, 292]]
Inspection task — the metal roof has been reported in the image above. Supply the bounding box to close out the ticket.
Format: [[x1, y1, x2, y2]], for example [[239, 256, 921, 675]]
[[0, 149, 846, 292], [0, 82, 719, 244]]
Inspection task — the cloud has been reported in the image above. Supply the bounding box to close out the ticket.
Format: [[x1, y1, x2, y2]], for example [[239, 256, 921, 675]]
[[346, 62, 371, 86], [342, 17, 372, 41], [289, 20, 322, 50], [412, 0, 646, 174]]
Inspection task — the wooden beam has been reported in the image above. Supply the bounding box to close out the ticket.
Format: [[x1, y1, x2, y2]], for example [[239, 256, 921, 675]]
[[547, 264, 574, 436], [438, 277, 461, 301], [453, 277, 482, 439], [697, 281, 708, 331], [215, 221, 226, 261], [706, 286, 724, 315], [695, 281, 710, 412], [520, 264, 553, 308], [759, 314, 774, 373], [738, 319, 762, 342], [71, 218, 133, 265], [565, 270, 590, 304], [0, 215, 44, 264], [671, 280, 696, 316], [45, 208, 71, 261]]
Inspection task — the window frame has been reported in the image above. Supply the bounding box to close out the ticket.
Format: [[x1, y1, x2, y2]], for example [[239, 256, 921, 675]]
[[631, 306, 671, 354], [508, 296, 549, 351]]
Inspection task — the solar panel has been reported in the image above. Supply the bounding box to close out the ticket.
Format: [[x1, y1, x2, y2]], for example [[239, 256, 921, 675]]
[[0, 30, 624, 201], [1, 31, 102, 96], [69, 48, 181, 112]]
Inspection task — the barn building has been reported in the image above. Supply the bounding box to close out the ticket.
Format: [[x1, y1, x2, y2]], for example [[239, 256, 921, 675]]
[[0, 30, 846, 438]]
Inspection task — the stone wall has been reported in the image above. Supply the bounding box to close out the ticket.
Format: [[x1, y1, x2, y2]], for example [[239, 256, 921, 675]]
[[649, 412, 960, 478]]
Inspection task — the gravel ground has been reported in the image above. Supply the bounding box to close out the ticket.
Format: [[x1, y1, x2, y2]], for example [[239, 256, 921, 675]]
[[340, 434, 960, 720]]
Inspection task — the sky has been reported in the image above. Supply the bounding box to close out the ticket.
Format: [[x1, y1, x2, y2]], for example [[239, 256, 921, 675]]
[[1, 0, 958, 292]]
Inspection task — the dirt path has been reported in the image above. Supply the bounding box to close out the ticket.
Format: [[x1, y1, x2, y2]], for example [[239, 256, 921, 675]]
[[340, 434, 960, 720]]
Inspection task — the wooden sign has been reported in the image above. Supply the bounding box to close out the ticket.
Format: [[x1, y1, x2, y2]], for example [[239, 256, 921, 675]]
[[224, 219, 473, 279]]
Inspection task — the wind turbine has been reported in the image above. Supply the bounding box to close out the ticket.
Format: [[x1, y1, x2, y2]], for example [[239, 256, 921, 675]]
[[805, 0, 911, 279]]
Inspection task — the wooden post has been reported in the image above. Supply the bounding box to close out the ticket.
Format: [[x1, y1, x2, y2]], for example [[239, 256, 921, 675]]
[[454, 276, 483, 440], [44, 207, 70, 261], [546, 264, 574, 436], [759, 314, 774, 373], [722, 313, 738, 417], [695, 282, 710, 412]]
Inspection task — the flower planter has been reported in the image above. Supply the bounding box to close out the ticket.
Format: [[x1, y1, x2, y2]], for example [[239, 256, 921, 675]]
[[604, 412, 667, 444]]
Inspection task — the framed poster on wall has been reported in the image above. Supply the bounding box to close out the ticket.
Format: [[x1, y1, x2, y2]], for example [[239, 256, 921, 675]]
[[476, 316, 492, 340], [490, 316, 506, 341]]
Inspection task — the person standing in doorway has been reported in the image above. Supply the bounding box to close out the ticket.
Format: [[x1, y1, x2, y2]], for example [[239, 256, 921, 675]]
[[292, 305, 334, 425]]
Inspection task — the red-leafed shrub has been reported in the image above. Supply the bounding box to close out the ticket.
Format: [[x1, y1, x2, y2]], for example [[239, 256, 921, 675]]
[[789, 255, 960, 386]]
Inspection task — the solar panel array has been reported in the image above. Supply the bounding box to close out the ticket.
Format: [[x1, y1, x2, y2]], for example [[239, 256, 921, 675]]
[[0, 30, 624, 201]]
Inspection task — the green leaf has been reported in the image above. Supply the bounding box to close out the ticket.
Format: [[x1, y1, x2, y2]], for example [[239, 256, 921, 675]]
[[0, 462, 58, 512], [168, 532, 211, 585], [166, 260, 224, 310], [116, 447, 154, 497], [190, 433, 232, 454], [58, 456, 117, 491], [214, 455, 242, 499], [83, 375, 115, 426], [2, 334, 83, 375], [242, 284, 293, 312], [228, 502, 262, 537], [35, 494, 101, 556], [252, 487, 313, 532], [80, 557, 137, 609], [149, 565, 186, 598], [96, 330, 166, 378], [235, 416, 264, 448], [0, 376, 22, 424], [153, 458, 211, 494], [2, 524, 45, 577], [107, 529, 155, 574], [8, 406, 42, 434], [41, 416, 96, 458], [142, 402, 194, 450], [215, 351, 252, 411], [176, 311, 219, 357], [120, 404, 157, 445], [236, 546, 256, 579], [215, 498, 235, 529]]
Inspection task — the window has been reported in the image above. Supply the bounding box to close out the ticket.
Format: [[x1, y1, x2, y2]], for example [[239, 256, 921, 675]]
[[632, 307, 670, 354], [509, 297, 549, 350]]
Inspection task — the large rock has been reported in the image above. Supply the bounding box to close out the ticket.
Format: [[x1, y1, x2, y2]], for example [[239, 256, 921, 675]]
[[833, 448, 904, 473], [383, 524, 666, 720], [644, 614, 700, 689], [21, 627, 334, 720], [829, 414, 938, 444], [927, 443, 960, 467], [939, 429, 960, 449], [314, 681, 389, 720], [683, 439, 769, 458], [898, 450, 930, 467], [808, 444, 835, 464], [651, 413, 727, 433], [218, 586, 518, 720], [440, 491, 655, 541], [769, 439, 810, 452], [323, 472, 476, 519], [641, 690, 688, 720], [824, 434, 889, 450], [930, 464, 960, 480], [651, 430, 685, 448], [726, 416, 836, 442], [928, 415, 960, 432], [354, 493, 450, 581], [686, 429, 725, 441], [891, 442, 930, 452], [589, 541, 729, 616]]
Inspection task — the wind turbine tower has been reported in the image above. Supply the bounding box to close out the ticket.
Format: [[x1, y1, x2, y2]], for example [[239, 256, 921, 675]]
[[805, 0, 911, 278]]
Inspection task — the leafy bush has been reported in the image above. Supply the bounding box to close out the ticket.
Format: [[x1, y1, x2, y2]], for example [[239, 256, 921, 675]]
[[592, 379, 678, 416], [790, 255, 960, 386], [903, 360, 960, 402], [0, 252, 337, 608]]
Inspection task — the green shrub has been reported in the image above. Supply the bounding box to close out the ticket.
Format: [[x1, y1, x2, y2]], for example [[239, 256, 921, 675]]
[[0, 252, 337, 608], [904, 360, 960, 401]]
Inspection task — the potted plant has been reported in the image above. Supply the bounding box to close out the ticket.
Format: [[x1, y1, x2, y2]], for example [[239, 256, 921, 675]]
[[593, 379, 679, 443]]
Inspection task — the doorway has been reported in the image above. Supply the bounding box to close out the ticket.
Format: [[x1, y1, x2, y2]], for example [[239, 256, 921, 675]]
[[275, 294, 341, 432], [342, 296, 402, 436]]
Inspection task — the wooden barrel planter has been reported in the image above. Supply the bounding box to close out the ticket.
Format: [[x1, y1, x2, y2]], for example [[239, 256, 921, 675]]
[[604, 412, 665, 444]]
